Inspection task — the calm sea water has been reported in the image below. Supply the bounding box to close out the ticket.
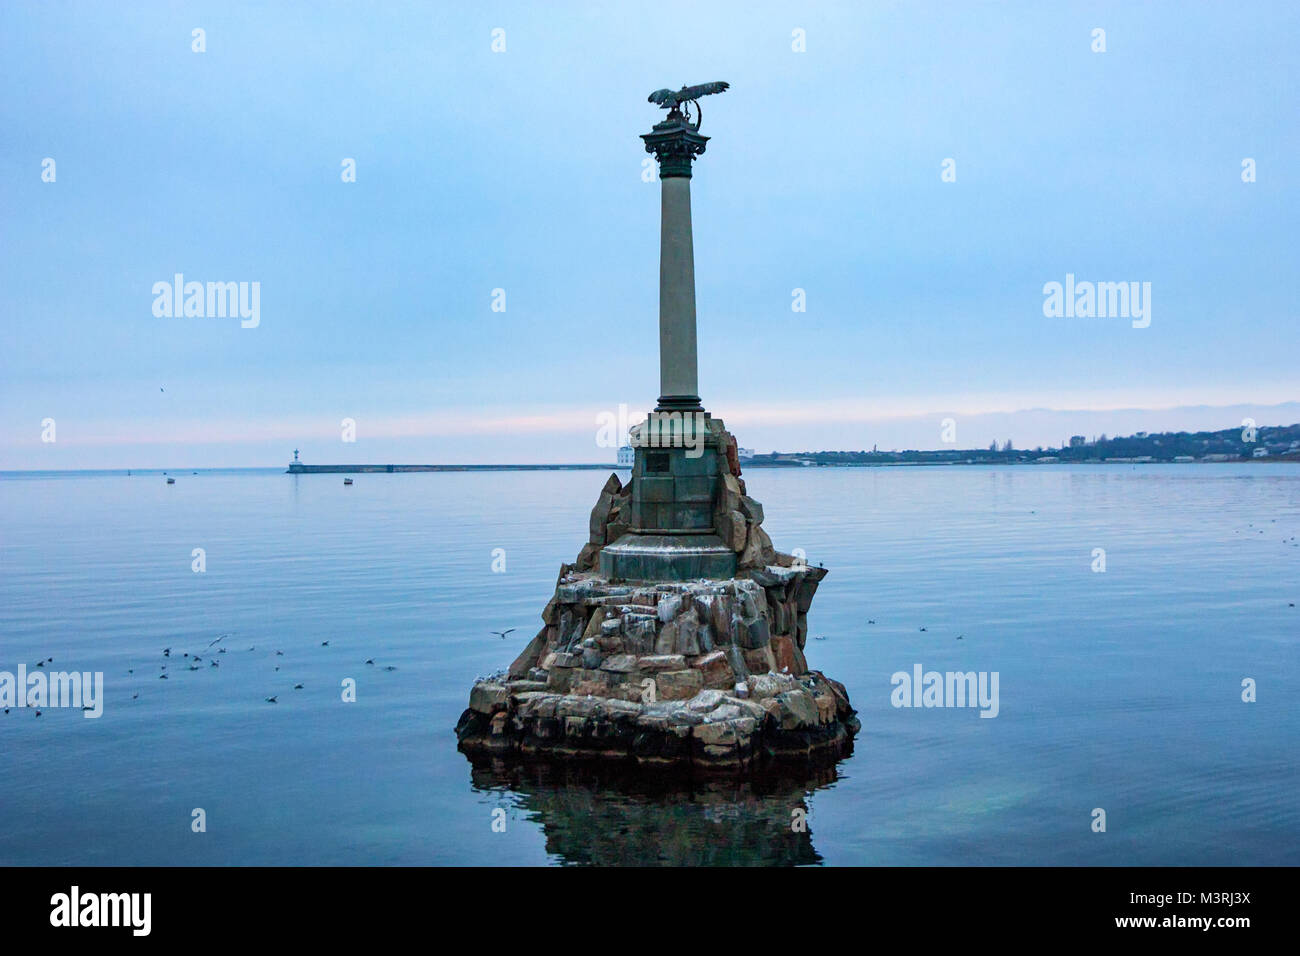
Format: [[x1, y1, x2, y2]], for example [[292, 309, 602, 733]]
[[1, 464, 1297, 866]]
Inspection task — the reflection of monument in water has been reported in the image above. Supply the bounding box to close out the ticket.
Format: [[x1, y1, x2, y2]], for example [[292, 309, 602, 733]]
[[469, 759, 840, 866], [457, 83, 859, 773]]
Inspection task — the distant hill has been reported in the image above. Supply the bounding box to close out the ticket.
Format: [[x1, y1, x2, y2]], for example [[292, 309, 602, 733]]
[[745, 423, 1300, 467]]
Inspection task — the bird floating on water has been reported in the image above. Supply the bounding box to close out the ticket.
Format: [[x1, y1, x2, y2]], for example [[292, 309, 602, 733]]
[[265, 696, 277, 703]]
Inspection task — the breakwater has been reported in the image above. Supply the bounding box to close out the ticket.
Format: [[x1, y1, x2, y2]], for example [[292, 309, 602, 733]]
[[286, 463, 625, 474]]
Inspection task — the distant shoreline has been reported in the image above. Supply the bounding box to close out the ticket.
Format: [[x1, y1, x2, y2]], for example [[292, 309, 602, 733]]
[[286, 458, 1299, 474], [5, 422, 1295, 475], [3, 460, 1298, 478], [742, 456, 1300, 468]]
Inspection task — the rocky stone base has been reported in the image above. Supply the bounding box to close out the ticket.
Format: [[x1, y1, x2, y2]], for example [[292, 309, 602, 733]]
[[456, 570, 860, 773], [455, 681, 856, 773]]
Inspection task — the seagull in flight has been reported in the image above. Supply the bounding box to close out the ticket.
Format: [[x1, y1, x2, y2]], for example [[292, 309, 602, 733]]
[[491, 628, 517, 640]]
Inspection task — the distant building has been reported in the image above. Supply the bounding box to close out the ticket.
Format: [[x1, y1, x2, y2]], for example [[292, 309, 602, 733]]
[[1253, 447, 1269, 458], [737, 447, 755, 460], [617, 445, 635, 467], [1173, 455, 1195, 463]]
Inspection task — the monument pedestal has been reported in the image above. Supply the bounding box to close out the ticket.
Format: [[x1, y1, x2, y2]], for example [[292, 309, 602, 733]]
[[598, 411, 737, 581]]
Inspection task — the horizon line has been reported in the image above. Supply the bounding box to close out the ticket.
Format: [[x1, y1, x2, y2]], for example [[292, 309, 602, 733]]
[[4, 399, 1298, 452]]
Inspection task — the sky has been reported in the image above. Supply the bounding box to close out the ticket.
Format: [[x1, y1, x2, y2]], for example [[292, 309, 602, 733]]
[[1, 1, 1296, 468]]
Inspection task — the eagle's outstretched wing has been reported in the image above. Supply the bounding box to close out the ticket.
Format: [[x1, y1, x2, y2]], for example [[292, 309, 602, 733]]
[[647, 81, 730, 107], [678, 81, 729, 101]]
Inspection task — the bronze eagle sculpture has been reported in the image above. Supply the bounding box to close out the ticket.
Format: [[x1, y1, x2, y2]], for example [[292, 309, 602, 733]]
[[647, 81, 729, 129]]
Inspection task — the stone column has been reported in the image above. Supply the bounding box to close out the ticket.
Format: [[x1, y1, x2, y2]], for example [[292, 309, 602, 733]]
[[658, 176, 699, 410], [642, 112, 709, 413]]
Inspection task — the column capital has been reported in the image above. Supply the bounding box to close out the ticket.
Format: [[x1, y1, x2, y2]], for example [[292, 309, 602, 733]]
[[641, 111, 709, 178]]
